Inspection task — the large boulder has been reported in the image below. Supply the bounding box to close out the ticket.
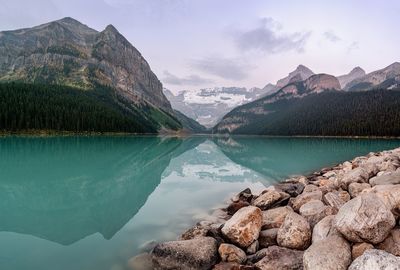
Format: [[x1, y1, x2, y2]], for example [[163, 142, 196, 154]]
[[334, 193, 395, 244], [218, 243, 247, 264], [221, 206, 262, 248], [369, 171, 400, 186], [254, 246, 303, 270], [348, 183, 371, 198], [274, 182, 304, 197], [253, 190, 289, 210], [151, 237, 218, 270], [337, 167, 369, 189], [312, 215, 340, 243], [377, 229, 400, 256], [362, 184, 400, 215], [303, 235, 351, 270], [348, 249, 400, 270], [289, 190, 323, 212], [299, 199, 334, 228], [277, 212, 311, 250], [262, 206, 293, 229], [323, 192, 345, 211]]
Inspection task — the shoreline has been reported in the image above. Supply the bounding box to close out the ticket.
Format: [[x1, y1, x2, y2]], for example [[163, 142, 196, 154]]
[[131, 147, 400, 269], [1, 130, 400, 140]]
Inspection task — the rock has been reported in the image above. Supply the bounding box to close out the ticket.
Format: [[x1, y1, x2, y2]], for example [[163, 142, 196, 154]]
[[258, 228, 278, 248], [151, 237, 218, 270], [299, 200, 333, 228], [352, 243, 374, 260], [253, 246, 303, 270], [252, 190, 289, 210], [262, 206, 293, 229], [303, 236, 351, 270], [277, 212, 311, 250], [213, 262, 258, 270], [348, 249, 400, 270], [246, 240, 259, 255], [338, 167, 369, 189], [231, 188, 253, 203], [128, 253, 153, 270], [227, 201, 250, 215], [181, 223, 210, 240], [335, 189, 351, 202], [323, 192, 345, 211], [334, 193, 395, 244], [274, 182, 304, 197], [317, 178, 337, 194], [369, 171, 400, 186], [289, 190, 323, 212], [362, 184, 400, 215], [377, 229, 400, 256], [221, 206, 262, 248], [303, 184, 320, 193], [312, 215, 340, 243], [348, 183, 371, 198], [218, 243, 247, 264]]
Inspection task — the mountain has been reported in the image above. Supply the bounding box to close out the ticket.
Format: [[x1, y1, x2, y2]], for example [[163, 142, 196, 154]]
[[276, 64, 315, 89], [164, 86, 271, 128], [214, 74, 341, 133], [346, 62, 400, 91], [172, 109, 208, 133], [337, 67, 366, 89], [0, 17, 182, 133]]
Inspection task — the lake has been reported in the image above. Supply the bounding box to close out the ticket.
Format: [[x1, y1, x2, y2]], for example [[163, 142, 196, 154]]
[[0, 136, 399, 270]]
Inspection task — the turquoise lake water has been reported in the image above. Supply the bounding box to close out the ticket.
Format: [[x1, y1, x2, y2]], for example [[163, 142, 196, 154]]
[[0, 136, 399, 270]]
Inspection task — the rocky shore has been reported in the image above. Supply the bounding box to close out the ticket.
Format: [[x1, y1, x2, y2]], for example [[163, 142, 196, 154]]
[[130, 147, 400, 270]]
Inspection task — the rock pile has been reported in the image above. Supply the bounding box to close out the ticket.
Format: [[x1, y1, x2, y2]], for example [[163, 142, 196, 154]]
[[130, 147, 400, 269]]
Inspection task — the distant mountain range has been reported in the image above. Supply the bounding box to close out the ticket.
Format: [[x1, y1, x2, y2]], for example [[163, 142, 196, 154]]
[[164, 87, 268, 127], [213, 62, 400, 136], [0, 17, 206, 133]]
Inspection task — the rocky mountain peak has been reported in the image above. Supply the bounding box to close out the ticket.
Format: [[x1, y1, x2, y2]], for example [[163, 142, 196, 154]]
[[304, 74, 341, 93], [276, 64, 314, 88], [349, 67, 366, 76], [338, 67, 366, 89]]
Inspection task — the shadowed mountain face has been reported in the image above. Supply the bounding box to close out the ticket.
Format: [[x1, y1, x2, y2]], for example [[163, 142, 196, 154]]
[[0, 136, 205, 245]]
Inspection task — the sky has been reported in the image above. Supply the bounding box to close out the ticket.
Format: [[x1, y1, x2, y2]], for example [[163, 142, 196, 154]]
[[1, 0, 399, 92]]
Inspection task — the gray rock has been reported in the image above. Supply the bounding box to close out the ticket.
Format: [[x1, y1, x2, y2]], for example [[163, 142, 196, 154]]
[[312, 215, 340, 243], [369, 171, 400, 186], [253, 190, 289, 210], [151, 237, 218, 270], [348, 183, 371, 198], [377, 228, 400, 256], [218, 243, 247, 264], [221, 206, 262, 248], [303, 235, 351, 270], [254, 246, 303, 270], [246, 240, 259, 255], [349, 249, 400, 270], [277, 212, 311, 250], [323, 192, 345, 211], [362, 184, 400, 215], [274, 182, 305, 197], [258, 228, 278, 248], [289, 190, 323, 212], [334, 193, 395, 244], [299, 200, 333, 228], [338, 167, 369, 189], [262, 206, 293, 229]]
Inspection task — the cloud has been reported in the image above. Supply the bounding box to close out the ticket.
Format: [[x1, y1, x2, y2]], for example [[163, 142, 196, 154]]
[[190, 56, 252, 81], [324, 30, 341, 42], [231, 17, 311, 54], [162, 71, 214, 86], [347, 41, 359, 53]]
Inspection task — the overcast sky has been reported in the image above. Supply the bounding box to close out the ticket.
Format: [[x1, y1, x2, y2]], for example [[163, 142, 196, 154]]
[[1, 0, 399, 92]]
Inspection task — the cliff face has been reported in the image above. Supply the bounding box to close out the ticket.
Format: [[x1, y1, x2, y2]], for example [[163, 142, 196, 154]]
[[0, 17, 173, 114]]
